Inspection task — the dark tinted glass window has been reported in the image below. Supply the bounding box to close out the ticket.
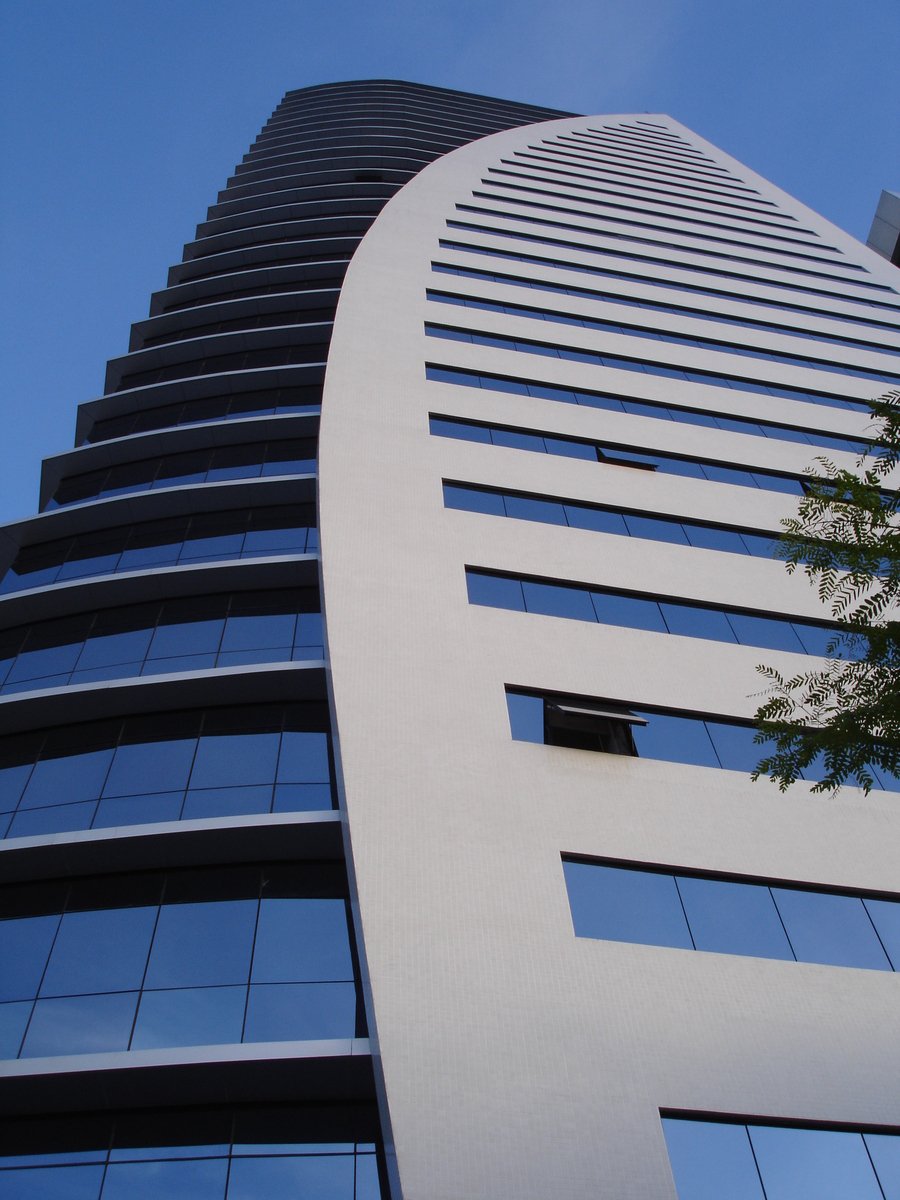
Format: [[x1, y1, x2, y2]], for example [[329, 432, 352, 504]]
[[0, 864, 361, 1059], [0, 704, 335, 840], [445, 483, 778, 560], [50, 441, 317, 508], [0, 589, 320, 698], [564, 858, 899, 972], [0, 1105, 382, 1200], [1, 506, 317, 595], [665, 1117, 900, 1199]]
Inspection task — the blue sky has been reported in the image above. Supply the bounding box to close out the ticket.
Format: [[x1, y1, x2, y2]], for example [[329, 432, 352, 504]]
[[0, 0, 897, 524]]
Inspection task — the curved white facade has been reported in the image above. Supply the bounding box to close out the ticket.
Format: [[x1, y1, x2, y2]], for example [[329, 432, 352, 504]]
[[320, 115, 900, 1197]]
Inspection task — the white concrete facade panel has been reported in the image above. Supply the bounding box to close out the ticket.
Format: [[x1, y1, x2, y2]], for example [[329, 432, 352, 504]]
[[320, 116, 900, 1198]]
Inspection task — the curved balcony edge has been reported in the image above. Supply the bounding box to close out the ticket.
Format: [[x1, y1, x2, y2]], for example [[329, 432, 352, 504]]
[[104, 323, 333, 396], [0, 475, 317, 575], [0, 809, 343, 885], [42, 412, 318, 506], [0, 660, 327, 736], [0, 1037, 374, 1117], [75, 363, 326, 443], [130, 287, 340, 351], [0, 553, 319, 630]]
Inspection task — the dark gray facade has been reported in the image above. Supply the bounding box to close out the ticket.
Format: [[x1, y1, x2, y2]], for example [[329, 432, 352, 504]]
[[0, 81, 568, 1199]]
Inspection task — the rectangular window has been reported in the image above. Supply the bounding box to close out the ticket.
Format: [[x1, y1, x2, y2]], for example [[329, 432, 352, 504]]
[[0, 864, 363, 1060], [444, 216, 895, 305], [505, 688, 900, 791], [562, 857, 898, 971], [1, 506, 317, 596], [445, 483, 777, 561], [430, 415, 807, 496], [439, 232, 900, 325], [50, 439, 317, 509], [0, 588, 322, 699], [425, 322, 874, 415], [0, 1106, 383, 1200], [662, 1116, 899, 1199], [465, 569, 845, 659], [426, 364, 870, 456], [0, 703, 335, 840], [564, 854, 897, 974]]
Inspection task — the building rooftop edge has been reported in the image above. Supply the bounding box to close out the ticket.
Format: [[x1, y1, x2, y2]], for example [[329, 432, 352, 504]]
[[278, 77, 579, 118]]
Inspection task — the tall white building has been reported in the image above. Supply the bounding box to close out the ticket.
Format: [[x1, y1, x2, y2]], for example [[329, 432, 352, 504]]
[[1, 83, 899, 1199]]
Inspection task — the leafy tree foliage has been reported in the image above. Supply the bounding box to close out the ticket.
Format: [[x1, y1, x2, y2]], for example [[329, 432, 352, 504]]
[[753, 389, 900, 794]]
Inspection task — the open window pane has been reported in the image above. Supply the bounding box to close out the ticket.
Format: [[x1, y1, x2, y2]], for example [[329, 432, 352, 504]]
[[506, 693, 544, 743]]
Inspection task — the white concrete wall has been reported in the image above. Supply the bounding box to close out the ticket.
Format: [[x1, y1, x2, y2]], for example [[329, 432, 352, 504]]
[[319, 116, 900, 1199]]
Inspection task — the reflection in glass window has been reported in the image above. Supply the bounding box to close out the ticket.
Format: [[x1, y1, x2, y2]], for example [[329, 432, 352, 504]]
[[563, 858, 899, 971], [50, 439, 317, 509], [435, 238, 899, 335], [0, 864, 363, 1059], [88, 384, 321, 441], [0, 703, 335, 840], [0, 588, 322, 698], [675, 876, 793, 960], [662, 1118, 764, 1200], [0, 505, 317, 595], [0, 1105, 383, 1200], [663, 1117, 897, 1200], [429, 415, 807, 497], [564, 860, 692, 950], [769, 888, 892, 971], [504, 687, 898, 791], [426, 364, 870, 456], [425, 291, 900, 388], [446, 483, 779, 561], [632, 712, 720, 768], [431, 261, 898, 356], [443, 214, 895, 305]]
